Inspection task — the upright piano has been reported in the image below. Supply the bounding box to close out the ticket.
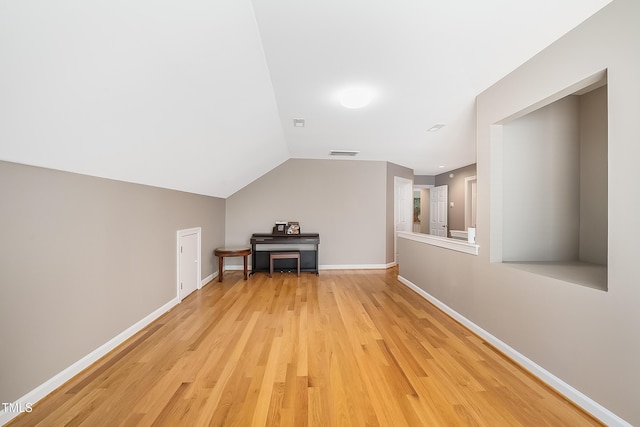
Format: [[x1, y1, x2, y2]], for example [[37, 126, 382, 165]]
[[250, 233, 320, 275]]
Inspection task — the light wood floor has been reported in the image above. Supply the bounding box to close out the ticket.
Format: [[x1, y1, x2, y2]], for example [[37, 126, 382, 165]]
[[9, 268, 601, 426]]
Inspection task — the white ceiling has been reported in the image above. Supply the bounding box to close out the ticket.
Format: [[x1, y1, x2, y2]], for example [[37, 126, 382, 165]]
[[0, 0, 612, 198]]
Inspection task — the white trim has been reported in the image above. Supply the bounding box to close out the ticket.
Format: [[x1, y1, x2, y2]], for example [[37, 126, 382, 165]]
[[397, 230, 479, 255], [0, 298, 179, 427], [320, 263, 396, 270], [396, 275, 631, 427], [201, 273, 215, 287], [224, 265, 251, 271], [224, 263, 397, 271], [177, 227, 202, 301]]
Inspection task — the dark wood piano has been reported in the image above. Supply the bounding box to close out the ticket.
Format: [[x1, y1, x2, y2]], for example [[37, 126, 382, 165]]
[[250, 233, 320, 276]]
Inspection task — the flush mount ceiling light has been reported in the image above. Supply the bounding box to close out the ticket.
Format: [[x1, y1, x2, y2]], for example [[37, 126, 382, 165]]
[[427, 124, 446, 132], [338, 86, 375, 109]]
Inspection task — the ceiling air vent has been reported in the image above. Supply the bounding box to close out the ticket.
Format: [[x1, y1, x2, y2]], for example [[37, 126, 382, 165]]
[[329, 150, 359, 157], [427, 124, 445, 132]]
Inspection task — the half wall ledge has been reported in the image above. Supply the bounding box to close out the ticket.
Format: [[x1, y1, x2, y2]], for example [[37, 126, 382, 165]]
[[397, 231, 479, 256]]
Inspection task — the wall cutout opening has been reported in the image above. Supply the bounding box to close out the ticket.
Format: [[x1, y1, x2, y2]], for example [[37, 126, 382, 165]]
[[495, 71, 608, 291]]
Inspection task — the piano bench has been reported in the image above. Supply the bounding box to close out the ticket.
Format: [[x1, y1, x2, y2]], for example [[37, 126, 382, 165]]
[[269, 251, 301, 278]]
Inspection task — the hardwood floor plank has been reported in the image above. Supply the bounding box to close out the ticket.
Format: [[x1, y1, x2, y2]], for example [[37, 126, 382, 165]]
[[7, 269, 602, 426], [149, 381, 191, 426], [251, 336, 282, 426]]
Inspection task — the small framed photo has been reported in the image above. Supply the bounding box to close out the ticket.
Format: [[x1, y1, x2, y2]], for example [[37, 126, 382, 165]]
[[286, 221, 300, 235], [274, 221, 287, 234]]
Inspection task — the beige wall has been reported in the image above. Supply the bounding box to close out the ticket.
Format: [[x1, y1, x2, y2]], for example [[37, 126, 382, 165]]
[[435, 163, 477, 234], [0, 161, 225, 404], [501, 87, 607, 264], [386, 162, 414, 264], [419, 188, 429, 234], [413, 175, 435, 186], [225, 159, 388, 267], [579, 85, 608, 265], [399, 0, 640, 424], [502, 96, 581, 262]]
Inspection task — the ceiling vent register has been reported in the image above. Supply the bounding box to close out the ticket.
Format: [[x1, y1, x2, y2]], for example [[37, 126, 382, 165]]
[[329, 150, 360, 156]]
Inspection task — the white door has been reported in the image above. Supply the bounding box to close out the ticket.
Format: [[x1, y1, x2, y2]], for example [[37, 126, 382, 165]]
[[430, 185, 448, 237], [394, 177, 413, 263], [179, 231, 199, 301]]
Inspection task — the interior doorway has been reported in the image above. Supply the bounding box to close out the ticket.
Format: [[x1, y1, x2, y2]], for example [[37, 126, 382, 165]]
[[394, 176, 413, 264], [430, 185, 448, 237], [465, 176, 477, 230], [177, 227, 201, 301]]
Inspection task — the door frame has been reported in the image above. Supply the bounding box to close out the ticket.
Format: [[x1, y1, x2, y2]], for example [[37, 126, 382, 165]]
[[464, 176, 477, 230], [394, 176, 413, 264], [177, 227, 202, 301]]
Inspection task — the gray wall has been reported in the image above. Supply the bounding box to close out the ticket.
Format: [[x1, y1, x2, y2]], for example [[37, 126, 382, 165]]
[[413, 175, 435, 186], [386, 162, 414, 264], [579, 85, 608, 265], [399, 0, 640, 424], [501, 87, 607, 264], [0, 161, 225, 404], [225, 159, 388, 267], [419, 188, 430, 234], [502, 96, 581, 262], [435, 163, 477, 235]]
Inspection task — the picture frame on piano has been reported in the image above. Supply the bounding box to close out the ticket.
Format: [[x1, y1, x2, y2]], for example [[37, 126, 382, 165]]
[[286, 221, 300, 235], [273, 221, 287, 235]]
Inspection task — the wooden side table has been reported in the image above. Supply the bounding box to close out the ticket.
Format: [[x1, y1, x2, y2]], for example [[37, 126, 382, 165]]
[[214, 248, 251, 282]]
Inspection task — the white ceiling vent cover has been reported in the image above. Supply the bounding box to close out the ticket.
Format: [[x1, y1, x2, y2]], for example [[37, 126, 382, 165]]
[[329, 150, 360, 156]]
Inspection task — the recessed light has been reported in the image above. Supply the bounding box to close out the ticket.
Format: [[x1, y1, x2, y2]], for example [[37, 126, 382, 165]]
[[338, 86, 375, 109], [427, 124, 445, 132]]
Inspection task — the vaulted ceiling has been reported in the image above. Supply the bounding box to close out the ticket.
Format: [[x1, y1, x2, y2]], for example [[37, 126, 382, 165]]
[[0, 0, 612, 198]]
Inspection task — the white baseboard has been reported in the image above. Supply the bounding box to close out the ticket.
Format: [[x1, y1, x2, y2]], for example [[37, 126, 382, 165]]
[[224, 265, 249, 271], [396, 275, 631, 427], [0, 297, 179, 427], [225, 263, 397, 272], [320, 263, 396, 270], [201, 272, 215, 287]]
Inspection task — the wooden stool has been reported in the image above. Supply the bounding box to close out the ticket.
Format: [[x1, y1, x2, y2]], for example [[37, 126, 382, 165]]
[[269, 251, 300, 278], [214, 248, 251, 282]]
